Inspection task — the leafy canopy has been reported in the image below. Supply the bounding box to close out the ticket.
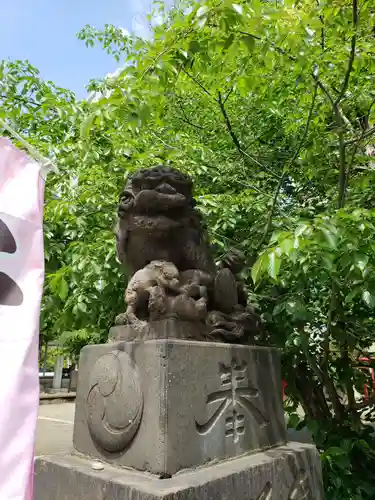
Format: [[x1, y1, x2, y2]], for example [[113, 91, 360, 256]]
[[2, 0, 375, 497]]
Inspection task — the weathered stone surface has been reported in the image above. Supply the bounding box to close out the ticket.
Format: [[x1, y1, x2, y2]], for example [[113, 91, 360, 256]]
[[34, 442, 324, 500], [108, 318, 208, 343], [73, 340, 286, 475], [115, 166, 216, 278], [85, 349, 143, 453], [214, 268, 238, 313], [114, 165, 263, 343]]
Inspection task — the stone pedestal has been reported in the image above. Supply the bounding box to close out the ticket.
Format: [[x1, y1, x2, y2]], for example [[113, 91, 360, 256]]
[[34, 442, 324, 499], [73, 340, 286, 475], [34, 339, 324, 499], [108, 318, 208, 342]]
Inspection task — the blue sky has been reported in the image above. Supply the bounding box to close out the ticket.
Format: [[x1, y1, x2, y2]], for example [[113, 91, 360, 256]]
[[0, 0, 152, 98]]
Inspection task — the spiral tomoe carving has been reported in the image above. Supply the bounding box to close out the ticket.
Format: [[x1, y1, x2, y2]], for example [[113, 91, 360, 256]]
[[86, 350, 143, 453]]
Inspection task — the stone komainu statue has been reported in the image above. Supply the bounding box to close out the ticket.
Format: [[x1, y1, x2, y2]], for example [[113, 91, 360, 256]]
[[114, 165, 262, 343], [116, 166, 215, 276]]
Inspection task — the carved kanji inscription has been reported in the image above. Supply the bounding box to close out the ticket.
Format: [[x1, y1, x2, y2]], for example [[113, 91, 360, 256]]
[[249, 470, 311, 500], [288, 470, 311, 500], [257, 482, 272, 500], [196, 359, 269, 442]]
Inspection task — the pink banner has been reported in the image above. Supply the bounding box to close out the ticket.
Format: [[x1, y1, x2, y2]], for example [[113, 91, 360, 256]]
[[0, 137, 45, 500]]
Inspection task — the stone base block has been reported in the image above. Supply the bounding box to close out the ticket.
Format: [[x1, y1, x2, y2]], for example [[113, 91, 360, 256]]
[[73, 340, 286, 475], [34, 442, 324, 500], [109, 318, 208, 343]]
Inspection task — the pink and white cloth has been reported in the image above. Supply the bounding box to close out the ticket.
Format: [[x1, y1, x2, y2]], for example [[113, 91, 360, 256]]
[[0, 137, 46, 500]]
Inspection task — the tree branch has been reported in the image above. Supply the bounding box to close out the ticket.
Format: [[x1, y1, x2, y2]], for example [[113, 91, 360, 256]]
[[343, 97, 375, 190], [324, 290, 336, 369], [336, 0, 359, 206], [181, 68, 212, 97], [242, 129, 271, 151], [238, 31, 297, 62], [342, 346, 357, 411], [223, 87, 233, 105], [294, 363, 331, 420], [0, 94, 41, 109], [314, 77, 353, 202], [318, 1, 360, 418], [255, 83, 318, 252], [345, 125, 375, 145], [343, 127, 366, 194], [179, 115, 208, 131], [336, 106, 347, 208], [218, 90, 242, 151], [217, 91, 281, 179], [313, 76, 335, 106], [150, 131, 177, 150], [176, 101, 210, 131], [319, 16, 325, 50], [255, 173, 286, 253], [303, 343, 345, 419], [140, 28, 193, 80], [334, 0, 359, 105], [195, 162, 274, 199]]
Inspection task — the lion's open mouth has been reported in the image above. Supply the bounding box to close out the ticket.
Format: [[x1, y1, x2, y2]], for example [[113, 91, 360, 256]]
[[130, 214, 183, 230], [133, 190, 187, 214]]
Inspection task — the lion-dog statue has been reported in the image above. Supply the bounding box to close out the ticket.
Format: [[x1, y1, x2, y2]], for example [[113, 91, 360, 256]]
[[114, 165, 262, 343]]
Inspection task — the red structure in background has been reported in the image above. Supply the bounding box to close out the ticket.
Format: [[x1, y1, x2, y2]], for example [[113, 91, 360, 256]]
[[358, 356, 375, 401], [282, 356, 375, 403], [282, 379, 288, 400]]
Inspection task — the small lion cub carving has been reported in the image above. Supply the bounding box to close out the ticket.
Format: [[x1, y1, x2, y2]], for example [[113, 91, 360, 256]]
[[122, 261, 181, 324]]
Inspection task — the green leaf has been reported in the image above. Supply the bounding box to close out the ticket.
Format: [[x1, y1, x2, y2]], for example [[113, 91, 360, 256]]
[[279, 238, 294, 256], [80, 113, 96, 139], [268, 251, 281, 281], [273, 302, 285, 315], [286, 300, 303, 315], [77, 302, 88, 313], [362, 290, 375, 308], [321, 227, 337, 249], [196, 6, 208, 17], [251, 252, 267, 284], [59, 278, 69, 301], [232, 4, 243, 15], [224, 34, 235, 50], [287, 413, 300, 429], [306, 420, 319, 435], [188, 40, 201, 54], [242, 35, 255, 52], [325, 446, 346, 456], [355, 255, 369, 273], [295, 224, 308, 237], [293, 335, 301, 346]]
